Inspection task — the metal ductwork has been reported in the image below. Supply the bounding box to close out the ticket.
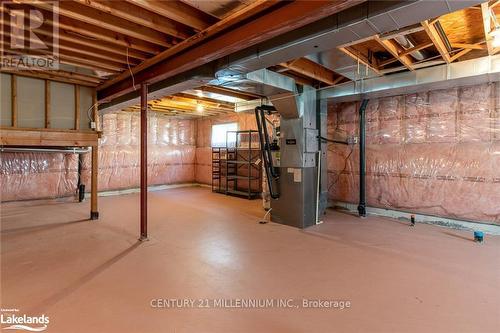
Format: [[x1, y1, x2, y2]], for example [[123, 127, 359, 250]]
[[215, 0, 482, 82], [320, 54, 500, 102]]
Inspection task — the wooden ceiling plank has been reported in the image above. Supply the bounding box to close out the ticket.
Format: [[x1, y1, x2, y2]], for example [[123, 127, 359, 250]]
[[97, 0, 277, 92], [0, 5, 164, 55], [0, 69, 102, 85], [421, 20, 451, 63], [450, 48, 473, 62], [27, 0, 175, 47], [174, 92, 235, 107], [279, 57, 338, 86], [450, 42, 487, 50], [126, 0, 217, 31], [75, 0, 194, 39], [0, 29, 140, 66], [201, 86, 262, 101], [481, 2, 494, 55]]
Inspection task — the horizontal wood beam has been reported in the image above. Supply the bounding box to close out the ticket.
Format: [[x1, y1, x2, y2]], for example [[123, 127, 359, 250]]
[[0, 128, 100, 146], [0, 70, 102, 87], [200, 86, 262, 101], [174, 92, 235, 107], [126, 0, 217, 31], [450, 42, 487, 50], [279, 57, 340, 86], [74, 0, 194, 39], [97, 0, 277, 93], [27, 1, 175, 47], [98, 0, 361, 101]]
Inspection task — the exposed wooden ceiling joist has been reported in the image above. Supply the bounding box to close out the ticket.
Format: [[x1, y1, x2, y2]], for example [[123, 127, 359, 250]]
[[27, 1, 177, 46], [279, 57, 343, 86], [0, 69, 102, 87], [481, 2, 494, 55], [421, 20, 451, 63], [174, 92, 235, 107], [97, 0, 278, 93], [98, 0, 361, 101], [200, 86, 262, 101], [374, 36, 415, 71], [74, 0, 195, 38], [126, 0, 217, 31]]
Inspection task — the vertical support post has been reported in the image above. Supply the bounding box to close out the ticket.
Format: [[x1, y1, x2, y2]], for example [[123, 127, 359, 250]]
[[11, 75, 17, 127], [140, 83, 148, 241], [90, 144, 99, 220], [45, 80, 51, 128], [357, 99, 369, 217], [74, 85, 80, 130]]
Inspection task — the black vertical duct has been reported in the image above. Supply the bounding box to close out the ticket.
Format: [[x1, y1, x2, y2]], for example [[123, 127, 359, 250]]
[[357, 99, 369, 217]]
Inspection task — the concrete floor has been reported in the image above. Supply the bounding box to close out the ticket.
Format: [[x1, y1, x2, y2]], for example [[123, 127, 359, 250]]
[[1, 187, 499, 333]]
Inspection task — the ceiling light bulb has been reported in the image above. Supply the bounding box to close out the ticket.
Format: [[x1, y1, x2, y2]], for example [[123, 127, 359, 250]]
[[196, 103, 204, 113]]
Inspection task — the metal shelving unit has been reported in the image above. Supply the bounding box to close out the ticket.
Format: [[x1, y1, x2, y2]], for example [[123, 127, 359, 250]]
[[211, 130, 262, 199]]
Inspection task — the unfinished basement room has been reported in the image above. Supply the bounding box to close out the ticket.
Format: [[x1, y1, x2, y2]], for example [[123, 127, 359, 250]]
[[1, 1, 499, 332]]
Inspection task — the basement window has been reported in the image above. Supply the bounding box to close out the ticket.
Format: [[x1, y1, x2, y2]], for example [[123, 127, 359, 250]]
[[211, 122, 238, 148]]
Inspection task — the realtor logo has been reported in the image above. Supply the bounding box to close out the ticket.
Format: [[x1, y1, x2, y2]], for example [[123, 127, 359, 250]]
[[0, 1, 59, 70]]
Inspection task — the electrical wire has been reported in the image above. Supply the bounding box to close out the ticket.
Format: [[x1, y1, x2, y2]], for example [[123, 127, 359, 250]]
[[126, 47, 137, 91]]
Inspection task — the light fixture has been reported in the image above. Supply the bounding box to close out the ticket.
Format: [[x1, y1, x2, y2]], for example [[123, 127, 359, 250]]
[[196, 102, 204, 113]]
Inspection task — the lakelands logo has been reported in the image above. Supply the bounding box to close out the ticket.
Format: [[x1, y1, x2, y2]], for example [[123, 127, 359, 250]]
[[0, 1, 59, 70], [0, 309, 49, 332]]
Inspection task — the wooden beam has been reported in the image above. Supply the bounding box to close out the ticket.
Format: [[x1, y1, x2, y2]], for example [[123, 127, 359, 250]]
[[481, 2, 494, 55], [45, 80, 50, 128], [11, 75, 17, 127], [97, 0, 361, 100], [279, 57, 339, 86], [379, 23, 425, 40], [74, 0, 194, 38], [0, 5, 164, 55], [75, 85, 80, 130], [450, 48, 473, 62], [201, 85, 261, 101], [421, 20, 451, 63], [27, 1, 178, 46], [0, 42, 125, 73], [450, 42, 487, 50], [126, 0, 217, 31], [174, 92, 235, 107], [338, 47, 381, 75], [0, 69, 101, 87], [0, 128, 99, 146], [0, 25, 141, 66], [97, 0, 277, 93], [374, 36, 414, 71]]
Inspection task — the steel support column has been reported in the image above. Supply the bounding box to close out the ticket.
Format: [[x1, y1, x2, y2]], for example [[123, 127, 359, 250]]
[[140, 84, 148, 241], [357, 99, 369, 217]]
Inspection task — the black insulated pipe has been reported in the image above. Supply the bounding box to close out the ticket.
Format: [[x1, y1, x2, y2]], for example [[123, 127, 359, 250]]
[[255, 105, 280, 199], [357, 99, 369, 217]]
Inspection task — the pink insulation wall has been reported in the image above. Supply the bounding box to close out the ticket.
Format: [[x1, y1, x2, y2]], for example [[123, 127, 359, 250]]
[[195, 113, 258, 185], [0, 111, 196, 201], [327, 83, 500, 224]]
